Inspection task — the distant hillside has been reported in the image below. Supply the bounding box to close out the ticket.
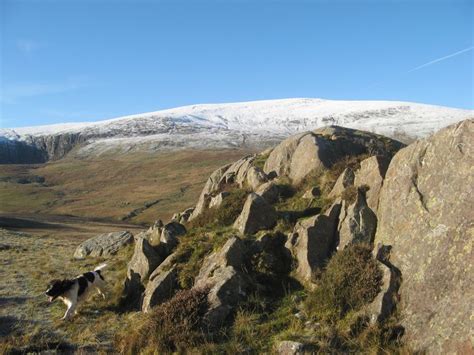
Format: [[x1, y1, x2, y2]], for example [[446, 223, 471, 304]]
[[1, 98, 472, 163]]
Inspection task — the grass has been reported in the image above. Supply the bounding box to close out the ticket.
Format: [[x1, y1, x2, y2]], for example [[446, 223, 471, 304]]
[[0, 149, 254, 224], [116, 287, 210, 354], [187, 187, 250, 229], [0, 228, 137, 353]]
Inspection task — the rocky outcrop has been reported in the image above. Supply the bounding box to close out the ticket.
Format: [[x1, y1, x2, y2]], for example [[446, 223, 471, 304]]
[[367, 245, 401, 325], [73, 231, 133, 259], [328, 168, 355, 198], [123, 237, 163, 308], [338, 189, 377, 249], [233, 193, 277, 235], [255, 181, 280, 204], [264, 126, 403, 184], [142, 266, 179, 313], [0, 138, 47, 164], [353, 155, 390, 212], [188, 164, 232, 221], [375, 119, 474, 353], [194, 237, 249, 327], [160, 222, 186, 252], [171, 208, 194, 224], [288, 203, 341, 282], [209, 192, 230, 209]]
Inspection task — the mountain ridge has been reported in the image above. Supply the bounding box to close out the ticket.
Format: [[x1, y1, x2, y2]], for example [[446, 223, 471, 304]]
[[1, 98, 472, 163]]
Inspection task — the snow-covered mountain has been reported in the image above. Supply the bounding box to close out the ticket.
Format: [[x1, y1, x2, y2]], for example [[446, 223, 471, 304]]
[[1, 98, 472, 163]]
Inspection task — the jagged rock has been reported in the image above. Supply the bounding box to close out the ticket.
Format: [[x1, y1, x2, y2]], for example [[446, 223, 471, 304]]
[[188, 164, 232, 221], [302, 186, 321, 199], [367, 245, 401, 325], [328, 168, 355, 198], [275, 340, 306, 355], [123, 237, 163, 308], [290, 204, 340, 282], [255, 181, 280, 204], [233, 193, 277, 235], [160, 222, 186, 251], [194, 237, 249, 327], [338, 189, 377, 249], [171, 208, 194, 224], [264, 126, 403, 184], [209, 192, 230, 209], [73, 231, 133, 259], [142, 266, 179, 313], [353, 155, 390, 212], [246, 166, 268, 190], [375, 119, 474, 353], [195, 237, 245, 282]]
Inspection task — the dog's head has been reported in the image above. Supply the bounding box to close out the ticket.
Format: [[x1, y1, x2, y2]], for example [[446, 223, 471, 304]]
[[45, 279, 71, 302]]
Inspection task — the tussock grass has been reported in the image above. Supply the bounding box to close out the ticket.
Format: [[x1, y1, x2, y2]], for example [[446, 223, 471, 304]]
[[116, 287, 210, 354]]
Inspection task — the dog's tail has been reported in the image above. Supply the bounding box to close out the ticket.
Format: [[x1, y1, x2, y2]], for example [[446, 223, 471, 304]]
[[94, 263, 108, 271]]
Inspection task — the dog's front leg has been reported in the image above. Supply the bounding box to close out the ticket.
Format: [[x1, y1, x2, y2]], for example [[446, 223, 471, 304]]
[[62, 304, 76, 320]]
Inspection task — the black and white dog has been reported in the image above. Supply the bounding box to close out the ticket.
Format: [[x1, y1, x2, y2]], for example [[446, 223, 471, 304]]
[[45, 264, 107, 320]]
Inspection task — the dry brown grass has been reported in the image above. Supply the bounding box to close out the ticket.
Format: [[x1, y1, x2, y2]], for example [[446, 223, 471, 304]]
[[0, 149, 254, 224], [116, 287, 210, 354], [0, 226, 137, 353]]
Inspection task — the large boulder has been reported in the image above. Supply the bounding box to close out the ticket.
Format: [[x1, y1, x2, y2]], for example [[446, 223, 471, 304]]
[[353, 155, 390, 212], [142, 266, 179, 313], [188, 164, 231, 221], [73, 231, 133, 259], [233, 193, 278, 235], [264, 126, 403, 184], [375, 119, 474, 353], [338, 189, 377, 249], [194, 237, 249, 327], [288, 203, 341, 282], [123, 237, 163, 308]]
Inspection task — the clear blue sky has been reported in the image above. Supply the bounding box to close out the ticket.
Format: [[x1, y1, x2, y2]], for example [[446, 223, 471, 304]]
[[1, 0, 473, 128]]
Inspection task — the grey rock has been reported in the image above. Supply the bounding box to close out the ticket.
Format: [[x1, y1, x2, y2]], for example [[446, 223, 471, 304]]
[[209, 192, 230, 209], [276, 340, 306, 355], [73, 231, 133, 259], [290, 205, 340, 282], [123, 237, 163, 308], [264, 126, 403, 184], [255, 181, 280, 204], [328, 168, 355, 199], [353, 155, 390, 212], [188, 164, 231, 221], [233, 193, 277, 235], [160, 221, 186, 251], [338, 189, 377, 249], [194, 237, 249, 327], [375, 119, 474, 353], [142, 266, 179, 313]]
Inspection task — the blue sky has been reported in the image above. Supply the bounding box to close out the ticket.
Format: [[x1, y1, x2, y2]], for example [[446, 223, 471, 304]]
[[1, 0, 472, 128]]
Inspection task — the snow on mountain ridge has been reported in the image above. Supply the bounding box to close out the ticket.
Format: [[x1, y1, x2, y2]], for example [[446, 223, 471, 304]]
[[1, 98, 471, 159]]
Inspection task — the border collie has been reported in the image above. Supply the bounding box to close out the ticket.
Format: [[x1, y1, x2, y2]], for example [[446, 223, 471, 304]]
[[45, 264, 107, 320]]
